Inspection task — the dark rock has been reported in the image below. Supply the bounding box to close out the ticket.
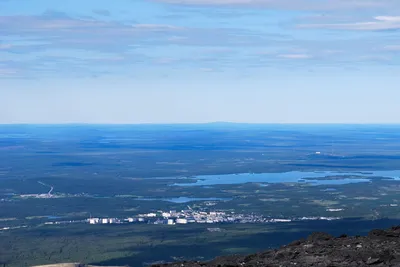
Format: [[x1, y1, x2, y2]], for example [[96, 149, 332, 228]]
[[287, 238, 305, 247], [366, 257, 382, 265], [307, 232, 334, 242]]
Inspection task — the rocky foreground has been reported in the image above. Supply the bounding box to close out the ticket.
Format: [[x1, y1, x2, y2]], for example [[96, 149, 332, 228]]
[[152, 226, 400, 267], [31, 264, 128, 267]]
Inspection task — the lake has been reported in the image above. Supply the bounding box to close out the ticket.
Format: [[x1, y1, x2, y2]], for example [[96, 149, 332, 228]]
[[173, 170, 400, 186]]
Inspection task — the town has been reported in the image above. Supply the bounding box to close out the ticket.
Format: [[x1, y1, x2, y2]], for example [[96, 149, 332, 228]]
[[85, 207, 341, 225]]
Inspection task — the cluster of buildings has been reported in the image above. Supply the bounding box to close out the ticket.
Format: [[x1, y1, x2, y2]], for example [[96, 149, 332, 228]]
[[17, 192, 90, 199], [86, 208, 341, 225], [326, 208, 344, 212], [0, 225, 27, 231], [19, 193, 54, 199]]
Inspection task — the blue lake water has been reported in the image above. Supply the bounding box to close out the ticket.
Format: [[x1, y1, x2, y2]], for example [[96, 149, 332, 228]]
[[137, 197, 230, 203], [173, 170, 400, 187]]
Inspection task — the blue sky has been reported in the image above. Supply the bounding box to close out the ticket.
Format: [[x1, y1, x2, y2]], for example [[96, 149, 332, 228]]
[[1, 0, 400, 123]]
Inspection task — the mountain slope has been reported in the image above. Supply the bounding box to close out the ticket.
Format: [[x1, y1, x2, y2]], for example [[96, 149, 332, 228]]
[[152, 226, 400, 267]]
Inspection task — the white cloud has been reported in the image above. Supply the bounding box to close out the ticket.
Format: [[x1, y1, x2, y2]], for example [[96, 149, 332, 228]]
[[278, 54, 312, 59], [298, 16, 400, 31], [375, 16, 400, 22]]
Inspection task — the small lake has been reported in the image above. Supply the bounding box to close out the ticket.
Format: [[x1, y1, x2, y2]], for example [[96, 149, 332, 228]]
[[136, 197, 230, 203], [173, 170, 400, 186]]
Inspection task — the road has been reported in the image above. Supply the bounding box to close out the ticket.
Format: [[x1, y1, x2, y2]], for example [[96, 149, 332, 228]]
[[38, 181, 54, 196]]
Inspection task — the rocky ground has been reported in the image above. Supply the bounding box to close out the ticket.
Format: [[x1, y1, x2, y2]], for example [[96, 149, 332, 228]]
[[152, 226, 400, 267], [31, 264, 128, 267]]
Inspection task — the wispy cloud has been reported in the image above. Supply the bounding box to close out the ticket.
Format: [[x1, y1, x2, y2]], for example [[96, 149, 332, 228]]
[[384, 45, 400, 51], [0, 69, 17, 75], [0, 44, 12, 49], [298, 16, 400, 31], [0, 14, 178, 35], [0, 67, 21, 78], [92, 9, 111, 16], [0, 12, 280, 52], [152, 0, 400, 11], [359, 55, 392, 61], [0, 11, 287, 77], [1, 2, 399, 80], [278, 54, 313, 59]]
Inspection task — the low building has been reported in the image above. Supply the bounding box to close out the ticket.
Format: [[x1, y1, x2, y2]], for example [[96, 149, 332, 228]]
[[176, 218, 188, 224], [162, 212, 171, 218], [89, 218, 99, 224]]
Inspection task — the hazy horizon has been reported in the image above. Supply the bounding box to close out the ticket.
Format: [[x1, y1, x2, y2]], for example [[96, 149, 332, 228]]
[[1, 122, 400, 126]]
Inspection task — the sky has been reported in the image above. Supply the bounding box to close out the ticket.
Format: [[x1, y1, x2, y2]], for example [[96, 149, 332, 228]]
[[1, 0, 400, 124]]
